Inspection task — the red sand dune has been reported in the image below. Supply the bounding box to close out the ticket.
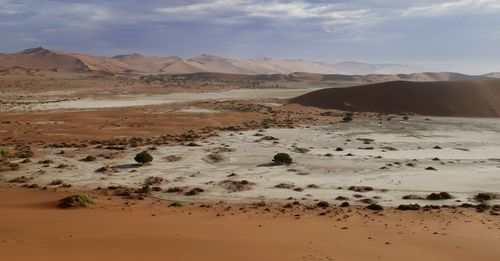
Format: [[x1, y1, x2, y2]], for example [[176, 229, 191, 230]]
[[291, 80, 500, 117]]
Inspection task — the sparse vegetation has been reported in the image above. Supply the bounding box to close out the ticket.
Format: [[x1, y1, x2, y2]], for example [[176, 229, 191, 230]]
[[366, 203, 383, 211], [145, 176, 164, 185], [274, 183, 295, 189], [134, 151, 153, 165], [38, 159, 54, 165], [220, 180, 255, 192], [426, 192, 453, 200], [138, 184, 152, 195], [0, 148, 9, 157], [397, 204, 421, 211], [58, 194, 94, 209], [475, 193, 498, 202], [185, 187, 204, 196], [49, 180, 64, 185], [9, 176, 31, 183], [273, 153, 292, 165], [170, 201, 182, 207], [165, 187, 184, 193], [342, 113, 353, 122], [316, 201, 330, 208], [206, 153, 225, 163], [95, 165, 119, 173], [348, 186, 373, 192], [340, 202, 350, 207]]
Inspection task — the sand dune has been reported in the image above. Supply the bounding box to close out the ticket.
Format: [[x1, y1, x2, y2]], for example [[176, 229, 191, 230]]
[[0, 66, 43, 76], [112, 53, 181, 74], [1, 188, 499, 261], [291, 79, 500, 117], [0, 47, 89, 72]]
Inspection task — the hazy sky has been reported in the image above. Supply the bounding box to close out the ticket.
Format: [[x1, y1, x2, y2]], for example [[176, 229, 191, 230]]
[[1, 0, 500, 73]]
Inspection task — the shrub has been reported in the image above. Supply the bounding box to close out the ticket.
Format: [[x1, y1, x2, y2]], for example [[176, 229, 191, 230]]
[[38, 159, 54, 165], [342, 116, 353, 122], [475, 193, 497, 202], [397, 204, 421, 211], [165, 187, 183, 193], [366, 203, 384, 211], [145, 176, 163, 185], [50, 180, 64, 186], [342, 113, 353, 122], [134, 151, 153, 165], [426, 192, 452, 200], [316, 201, 330, 208], [9, 176, 30, 183], [185, 187, 204, 196], [138, 184, 152, 195], [273, 153, 292, 165], [0, 149, 9, 157], [170, 201, 182, 207], [58, 194, 94, 208], [339, 202, 350, 207]]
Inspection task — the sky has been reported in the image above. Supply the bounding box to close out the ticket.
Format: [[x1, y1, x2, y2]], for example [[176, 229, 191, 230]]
[[1, 0, 500, 74]]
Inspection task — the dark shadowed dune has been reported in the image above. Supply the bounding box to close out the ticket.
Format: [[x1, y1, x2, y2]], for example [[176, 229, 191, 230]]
[[291, 80, 500, 117], [173, 71, 492, 83]]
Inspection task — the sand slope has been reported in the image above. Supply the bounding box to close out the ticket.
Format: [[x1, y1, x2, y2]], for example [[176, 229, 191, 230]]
[[1, 188, 499, 261], [291, 79, 500, 117], [0, 66, 43, 76]]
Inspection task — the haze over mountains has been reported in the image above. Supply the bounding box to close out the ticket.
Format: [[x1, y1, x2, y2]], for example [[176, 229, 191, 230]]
[[0, 47, 432, 76]]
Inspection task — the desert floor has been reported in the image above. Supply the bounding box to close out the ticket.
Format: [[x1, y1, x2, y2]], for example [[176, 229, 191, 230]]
[[1, 73, 499, 260]]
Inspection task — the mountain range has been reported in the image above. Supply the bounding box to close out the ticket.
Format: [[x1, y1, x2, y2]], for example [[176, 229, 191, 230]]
[[0, 47, 432, 75]]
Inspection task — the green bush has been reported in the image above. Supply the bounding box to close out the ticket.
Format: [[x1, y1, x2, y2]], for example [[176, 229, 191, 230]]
[[139, 184, 152, 195], [340, 112, 354, 122], [0, 149, 8, 157], [134, 151, 153, 165], [170, 201, 182, 207], [273, 153, 292, 165], [58, 194, 94, 209], [342, 115, 353, 122]]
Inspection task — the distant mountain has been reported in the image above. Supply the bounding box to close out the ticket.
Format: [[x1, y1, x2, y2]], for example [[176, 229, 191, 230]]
[[174, 71, 493, 84], [484, 72, 500, 78], [0, 47, 474, 76]]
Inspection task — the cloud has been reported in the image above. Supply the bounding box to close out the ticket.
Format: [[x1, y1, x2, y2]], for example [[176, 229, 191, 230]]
[[155, 0, 377, 29], [0, 0, 25, 14], [402, 0, 500, 17], [155, 0, 500, 28]]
